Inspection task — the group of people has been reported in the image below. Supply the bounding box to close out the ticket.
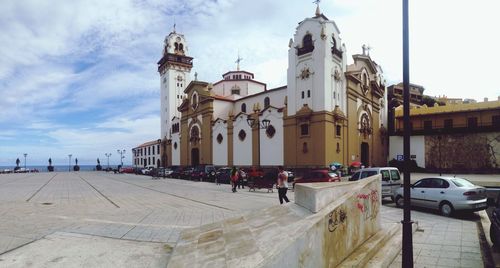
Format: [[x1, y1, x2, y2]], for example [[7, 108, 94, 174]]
[[229, 166, 289, 205]]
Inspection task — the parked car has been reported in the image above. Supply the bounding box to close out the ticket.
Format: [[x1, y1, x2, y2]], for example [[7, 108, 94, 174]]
[[215, 167, 232, 184], [141, 167, 153, 175], [349, 167, 401, 200], [285, 170, 295, 182], [394, 177, 487, 217], [191, 165, 217, 182], [181, 167, 194, 180], [169, 166, 183, 179], [246, 167, 264, 179], [293, 169, 340, 188], [119, 167, 134, 174]]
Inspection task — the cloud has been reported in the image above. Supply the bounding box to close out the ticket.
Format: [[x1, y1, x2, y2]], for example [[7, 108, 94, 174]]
[[1, 0, 499, 165]]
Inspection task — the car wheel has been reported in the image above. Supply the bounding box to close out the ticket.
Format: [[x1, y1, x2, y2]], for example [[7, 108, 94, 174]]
[[440, 201, 454, 217], [491, 225, 499, 246], [395, 196, 404, 208]]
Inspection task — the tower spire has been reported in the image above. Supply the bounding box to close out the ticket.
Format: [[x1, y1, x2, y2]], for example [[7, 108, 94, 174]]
[[173, 17, 176, 33]]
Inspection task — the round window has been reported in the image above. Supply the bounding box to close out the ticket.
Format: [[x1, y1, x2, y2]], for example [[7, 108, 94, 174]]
[[266, 125, 276, 138], [217, 133, 223, 144], [238, 129, 246, 141]]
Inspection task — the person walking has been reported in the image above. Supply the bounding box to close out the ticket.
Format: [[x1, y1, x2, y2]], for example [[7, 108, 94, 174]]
[[237, 168, 246, 189], [277, 166, 290, 204], [230, 167, 239, 193]]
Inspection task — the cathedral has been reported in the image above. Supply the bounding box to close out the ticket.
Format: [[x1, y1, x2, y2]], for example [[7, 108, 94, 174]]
[[158, 5, 388, 169]]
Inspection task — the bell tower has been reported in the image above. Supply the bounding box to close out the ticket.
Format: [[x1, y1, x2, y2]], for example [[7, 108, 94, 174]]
[[286, 4, 347, 116], [158, 27, 193, 140]]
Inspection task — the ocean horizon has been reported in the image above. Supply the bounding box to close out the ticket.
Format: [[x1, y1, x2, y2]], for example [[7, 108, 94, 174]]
[[0, 164, 132, 172]]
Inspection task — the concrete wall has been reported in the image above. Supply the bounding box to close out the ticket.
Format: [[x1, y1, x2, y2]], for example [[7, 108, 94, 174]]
[[233, 114, 252, 166], [389, 135, 425, 168], [259, 108, 284, 166], [167, 176, 381, 268], [212, 120, 228, 166]]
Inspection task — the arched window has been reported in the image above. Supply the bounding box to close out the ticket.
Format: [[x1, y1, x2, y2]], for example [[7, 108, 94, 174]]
[[363, 73, 368, 86], [241, 103, 246, 113], [298, 34, 314, 56], [179, 43, 184, 51], [190, 126, 200, 142], [303, 34, 313, 48], [264, 97, 270, 108]]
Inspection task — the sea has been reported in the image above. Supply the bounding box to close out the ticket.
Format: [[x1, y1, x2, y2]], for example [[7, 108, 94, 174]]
[[0, 165, 123, 172]]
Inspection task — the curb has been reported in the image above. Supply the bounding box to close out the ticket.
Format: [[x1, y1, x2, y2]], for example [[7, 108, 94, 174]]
[[478, 210, 497, 267]]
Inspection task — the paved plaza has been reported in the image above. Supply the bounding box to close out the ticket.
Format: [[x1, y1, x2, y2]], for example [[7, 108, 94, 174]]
[[0, 172, 490, 267]]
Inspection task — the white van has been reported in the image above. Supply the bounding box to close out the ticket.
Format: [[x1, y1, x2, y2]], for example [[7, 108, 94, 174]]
[[349, 167, 401, 200]]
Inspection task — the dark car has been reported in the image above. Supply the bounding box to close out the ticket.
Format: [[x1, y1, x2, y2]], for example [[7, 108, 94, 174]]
[[215, 167, 232, 184], [169, 166, 182, 178], [191, 165, 217, 182], [293, 170, 340, 188], [181, 167, 194, 180]]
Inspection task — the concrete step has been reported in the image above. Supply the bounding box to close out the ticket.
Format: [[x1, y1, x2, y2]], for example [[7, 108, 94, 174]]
[[365, 221, 420, 268], [337, 223, 401, 268]]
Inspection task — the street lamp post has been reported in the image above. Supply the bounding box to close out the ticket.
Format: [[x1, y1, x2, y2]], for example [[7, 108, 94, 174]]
[[246, 114, 270, 167], [402, 0, 414, 267], [23, 153, 27, 170], [117, 149, 126, 168], [105, 153, 112, 170], [68, 154, 72, 172]]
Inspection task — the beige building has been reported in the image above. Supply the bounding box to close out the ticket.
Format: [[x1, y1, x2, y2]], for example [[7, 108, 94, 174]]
[[159, 6, 388, 168], [132, 140, 161, 168], [390, 100, 500, 172]]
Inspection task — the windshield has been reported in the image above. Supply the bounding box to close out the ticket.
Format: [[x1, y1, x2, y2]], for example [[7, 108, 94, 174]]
[[451, 178, 475, 187]]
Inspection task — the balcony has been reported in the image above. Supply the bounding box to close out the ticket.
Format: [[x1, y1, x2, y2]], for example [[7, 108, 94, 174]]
[[393, 122, 500, 136]]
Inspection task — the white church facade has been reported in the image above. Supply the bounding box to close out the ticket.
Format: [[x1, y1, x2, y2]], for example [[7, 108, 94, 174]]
[[158, 6, 389, 169]]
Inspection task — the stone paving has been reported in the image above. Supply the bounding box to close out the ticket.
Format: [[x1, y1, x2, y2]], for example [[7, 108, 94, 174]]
[[0, 172, 488, 267], [383, 202, 484, 268]]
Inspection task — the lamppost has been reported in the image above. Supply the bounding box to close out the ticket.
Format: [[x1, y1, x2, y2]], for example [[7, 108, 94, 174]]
[[23, 153, 27, 169], [105, 153, 112, 170], [246, 114, 270, 167], [402, 0, 414, 266], [117, 149, 126, 168], [68, 154, 72, 172]]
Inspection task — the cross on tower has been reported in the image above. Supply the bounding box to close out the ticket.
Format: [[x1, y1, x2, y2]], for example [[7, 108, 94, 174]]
[[235, 53, 243, 71]]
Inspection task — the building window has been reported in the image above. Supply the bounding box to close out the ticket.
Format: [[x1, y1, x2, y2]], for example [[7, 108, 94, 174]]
[[336, 142, 340, 153], [467, 117, 478, 128], [173, 142, 177, 150], [493, 115, 500, 127], [148, 157, 151, 165], [300, 124, 309, 136], [241, 103, 246, 113], [152, 157, 155, 165], [336, 125, 341, 136], [231, 86, 240, 95], [297, 34, 314, 56], [301, 91, 304, 99], [424, 120, 432, 130], [302, 142, 308, 153], [266, 125, 276, 138], [264, 97, 270, 108], [238, 129, 247, 141], [152, 146, 155, 155], [307, 90, 311, 98], [444, 119, 453, 129], [157, 145, 160, 153], [148, 147, 151, 155], [217, 133, 223, 144]]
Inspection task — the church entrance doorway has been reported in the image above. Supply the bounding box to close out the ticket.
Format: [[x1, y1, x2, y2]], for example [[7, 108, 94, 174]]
[[361, 142, 369, 167], [191, 148, 200, 166]]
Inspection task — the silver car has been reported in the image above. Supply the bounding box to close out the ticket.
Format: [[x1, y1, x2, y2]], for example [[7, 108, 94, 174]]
[[394, 177, 487, 217]]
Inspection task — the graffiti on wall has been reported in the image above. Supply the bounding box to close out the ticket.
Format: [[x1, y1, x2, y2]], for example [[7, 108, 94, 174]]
[[327, 207, 347, 232], [356, 189, 379, 220]]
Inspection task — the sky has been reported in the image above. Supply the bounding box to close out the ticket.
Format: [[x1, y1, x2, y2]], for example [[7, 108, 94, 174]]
[[0, 0, 499, 166]]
